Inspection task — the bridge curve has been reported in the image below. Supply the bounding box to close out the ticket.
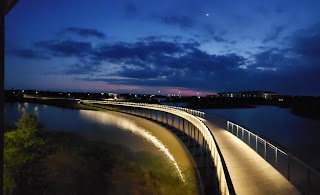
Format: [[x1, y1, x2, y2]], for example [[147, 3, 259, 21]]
[[81, 100, 303, 195]]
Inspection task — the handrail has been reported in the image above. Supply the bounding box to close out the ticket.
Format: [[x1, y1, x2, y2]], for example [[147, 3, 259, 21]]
[[82, 100, 233, 195], [226, 120, 320, 194], [81, 100, 205, 118]]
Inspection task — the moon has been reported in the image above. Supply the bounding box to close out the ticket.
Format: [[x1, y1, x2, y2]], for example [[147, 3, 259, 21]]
[[206, 13, 209, 16]]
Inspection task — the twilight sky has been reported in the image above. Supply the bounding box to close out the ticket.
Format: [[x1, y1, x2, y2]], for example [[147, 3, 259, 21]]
[[5, 0, 320, 96]]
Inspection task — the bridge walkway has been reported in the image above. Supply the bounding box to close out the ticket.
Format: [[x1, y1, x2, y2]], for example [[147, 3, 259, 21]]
[[202, 116, 300, 195]]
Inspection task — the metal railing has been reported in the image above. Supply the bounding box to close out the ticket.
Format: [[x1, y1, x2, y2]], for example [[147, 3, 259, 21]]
[[227, 121, 320, 195], [81, 100, 205, 118], [83, 100, 233, 195]]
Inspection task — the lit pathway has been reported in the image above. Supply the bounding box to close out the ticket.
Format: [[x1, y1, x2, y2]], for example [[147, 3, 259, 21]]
[[201, 117, 300, 195], [84, 100, 301, 194]]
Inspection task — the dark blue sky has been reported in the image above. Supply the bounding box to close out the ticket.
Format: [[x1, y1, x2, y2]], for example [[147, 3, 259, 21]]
[[5, 0, 320, 96]]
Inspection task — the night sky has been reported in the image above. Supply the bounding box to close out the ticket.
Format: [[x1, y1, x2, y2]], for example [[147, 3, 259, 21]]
[[5, 0, 320, 96]]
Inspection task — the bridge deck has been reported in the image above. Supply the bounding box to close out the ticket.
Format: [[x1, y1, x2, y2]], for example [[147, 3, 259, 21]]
[[202, 116, 300, 195], [87, 101, 301, 194]]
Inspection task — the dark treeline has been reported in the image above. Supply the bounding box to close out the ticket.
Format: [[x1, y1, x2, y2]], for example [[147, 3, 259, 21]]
[[4, 89, 320, 120], [4, 89, 114, 100]]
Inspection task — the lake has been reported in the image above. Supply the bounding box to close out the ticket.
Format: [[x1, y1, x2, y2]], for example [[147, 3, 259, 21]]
[[4, 102, 195, 183], [202, 106, 320, 170]]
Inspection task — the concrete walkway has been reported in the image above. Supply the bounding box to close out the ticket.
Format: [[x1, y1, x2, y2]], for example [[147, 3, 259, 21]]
[[202, 117, 300, 195]]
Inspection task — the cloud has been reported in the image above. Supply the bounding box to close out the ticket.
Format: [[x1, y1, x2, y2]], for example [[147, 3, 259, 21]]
[[243, 22, 320, 95], [213, 35, 227, 43], [118, 66, 165, 79], [263, 26, 284, 43], [90, 39, 244, 74], [63, 27, 106, 39], [256, 67, 278, 71], [13, 23, 320, 95], [292, 22, 320, 58], [72, 38, 246, 91], [35, 40, 92, 57], [31, 36, 244, 91], [10, 49, 49, 60], [63, 63, 101, 75], [91, 40, 188, 62]]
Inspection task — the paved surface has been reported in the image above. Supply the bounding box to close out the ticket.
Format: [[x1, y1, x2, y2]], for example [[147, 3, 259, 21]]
[[202, 118, 301, 195]]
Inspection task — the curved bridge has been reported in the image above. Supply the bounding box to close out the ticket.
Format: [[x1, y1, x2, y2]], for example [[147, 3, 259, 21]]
[[81, 100, 319, 195]]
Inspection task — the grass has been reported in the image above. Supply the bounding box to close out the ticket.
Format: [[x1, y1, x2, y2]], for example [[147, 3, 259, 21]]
[[42, 132, 198, 194]]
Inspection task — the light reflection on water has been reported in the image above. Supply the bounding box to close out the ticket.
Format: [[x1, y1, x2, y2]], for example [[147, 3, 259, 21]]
[[79, 110, 185, 182]]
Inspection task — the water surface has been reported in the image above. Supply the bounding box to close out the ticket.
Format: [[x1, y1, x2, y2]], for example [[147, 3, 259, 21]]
[[202, 106, 320, 170], [4, 102, 194, 181]]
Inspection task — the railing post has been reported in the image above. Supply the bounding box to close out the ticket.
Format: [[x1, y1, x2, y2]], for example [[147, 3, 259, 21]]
[[231, 123, 233, 134], [275, 147, 278, 168], [237, 125, 239, 137], [264, 140, 267, 159], [242, 128, 244, 141], [255, 135, 258, 152], [227, 121, 229, 131]]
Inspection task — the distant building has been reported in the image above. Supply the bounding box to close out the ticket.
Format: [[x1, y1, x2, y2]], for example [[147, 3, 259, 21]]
[[217, 91, 277, 99], [206, 94, 218, 98]]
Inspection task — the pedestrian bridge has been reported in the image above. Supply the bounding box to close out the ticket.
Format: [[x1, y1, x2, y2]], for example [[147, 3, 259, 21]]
[[81, 100, 320, 195]]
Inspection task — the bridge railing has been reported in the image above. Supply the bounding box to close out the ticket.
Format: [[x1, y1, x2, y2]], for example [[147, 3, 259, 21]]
[[83, 100, 205, 118], [226, 121, 320, 194], [83, 100, 233, 195]]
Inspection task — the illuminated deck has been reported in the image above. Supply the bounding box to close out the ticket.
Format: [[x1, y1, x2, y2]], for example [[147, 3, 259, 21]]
[[202, 118, 300, 195], [83, 100, 303, 194]]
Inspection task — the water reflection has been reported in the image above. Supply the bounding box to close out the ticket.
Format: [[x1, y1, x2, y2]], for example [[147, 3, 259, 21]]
[[79, 110, 185, 182], [18, 103, 26, 113], [34, 106, 39, 116]]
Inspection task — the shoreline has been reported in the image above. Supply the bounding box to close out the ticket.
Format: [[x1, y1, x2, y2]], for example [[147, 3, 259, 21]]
[[5, 100, 202, 193]]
